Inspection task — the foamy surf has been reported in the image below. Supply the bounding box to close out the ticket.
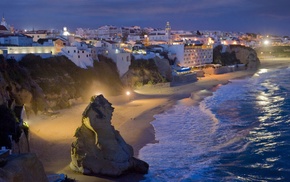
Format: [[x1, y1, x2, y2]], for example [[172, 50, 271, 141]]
[[140, 67, 290, 181]]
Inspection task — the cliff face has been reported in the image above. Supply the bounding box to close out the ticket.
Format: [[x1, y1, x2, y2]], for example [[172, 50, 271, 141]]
[[0, 153, 48, 182], [0, 54, 124, 114], [0, 56, 45, 114], [213, 45, 260, 70], [121, 57, 168, 87], [228, 45, 260, 69]]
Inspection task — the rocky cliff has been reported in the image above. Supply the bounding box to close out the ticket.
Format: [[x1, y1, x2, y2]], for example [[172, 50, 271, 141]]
[[121, 57, 169, 88], [0, 55, 45, 114], [0, 153, 48, 182], [213, 45, 260, 69], [0, 54, 124, 115], [70, 95, 149, 176], [228, 45, 260, 69]]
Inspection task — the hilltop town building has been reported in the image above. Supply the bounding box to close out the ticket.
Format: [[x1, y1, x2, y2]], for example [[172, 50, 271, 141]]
[[165, 43, 213, 68], [0, 15, 13, 33], [101, 40, 131, 76], [24, 30, 48, 42], [60, 41, 94, 69]]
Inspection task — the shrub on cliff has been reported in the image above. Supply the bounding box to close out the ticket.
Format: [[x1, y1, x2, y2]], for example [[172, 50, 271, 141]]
[[19, 54, 124, 109], [0, 56, 46, 114], [122, 57, 166, 87], [94, 55, 124, 95]]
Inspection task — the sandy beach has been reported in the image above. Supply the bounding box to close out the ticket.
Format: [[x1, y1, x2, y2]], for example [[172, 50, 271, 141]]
[[28, 58, 290, 182]]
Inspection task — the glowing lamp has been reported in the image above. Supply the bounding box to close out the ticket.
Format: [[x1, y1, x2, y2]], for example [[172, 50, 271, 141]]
[[263, 40, 270, 45]]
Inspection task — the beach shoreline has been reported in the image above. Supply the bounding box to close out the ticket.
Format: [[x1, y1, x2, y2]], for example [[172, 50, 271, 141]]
[[28, 58, 290, 181]]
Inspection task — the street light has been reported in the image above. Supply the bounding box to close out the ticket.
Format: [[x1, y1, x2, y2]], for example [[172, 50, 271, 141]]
[[263, 40, 270, 45], [126, 91, 131, 101]]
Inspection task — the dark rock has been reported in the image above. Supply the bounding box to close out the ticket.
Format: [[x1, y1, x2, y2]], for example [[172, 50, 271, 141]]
[[0, 153, 48, 182], [228, 45, 260, 70], [213, 45, 260, 70], [70, 95, 149, 176], [121, 58, 167, 87]]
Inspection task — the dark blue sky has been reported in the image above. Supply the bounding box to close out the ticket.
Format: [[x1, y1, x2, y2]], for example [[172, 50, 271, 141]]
[[1, 0, 290, 36]]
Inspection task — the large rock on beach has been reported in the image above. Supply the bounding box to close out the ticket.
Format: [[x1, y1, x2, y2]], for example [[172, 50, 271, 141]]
[[70, 95, 149, 176]]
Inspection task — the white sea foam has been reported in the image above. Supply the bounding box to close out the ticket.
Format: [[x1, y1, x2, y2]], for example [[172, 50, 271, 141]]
[[140, 67, 290, 181], [139, 78, 255, 181]]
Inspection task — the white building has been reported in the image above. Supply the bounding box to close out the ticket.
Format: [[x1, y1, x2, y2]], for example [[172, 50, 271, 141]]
[[121, 26, 141, 35], [183, 44, 213, 67], [60, 42, 94, 69], [0, 46, 55, 61], [147, 22, 172, 44], [102, 40, 131, 77], [127, 35, 141, 42], [97, 25, 119, 39], [75, 28, 98, 39], [24, 30, 48, 42], [0, 34, 33, 46], [178, 34, 214, 45], [164, 43, 213, 67], [149, 30, 167, 42]]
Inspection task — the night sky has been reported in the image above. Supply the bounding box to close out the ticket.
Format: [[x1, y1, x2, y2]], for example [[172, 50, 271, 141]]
[[1, 0, 290, 36]]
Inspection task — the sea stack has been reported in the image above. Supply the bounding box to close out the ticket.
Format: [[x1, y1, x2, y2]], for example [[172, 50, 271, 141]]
[[70, 95, 149, 176]]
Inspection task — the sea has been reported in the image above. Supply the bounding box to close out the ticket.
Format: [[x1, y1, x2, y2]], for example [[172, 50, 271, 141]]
[[139, 66, 290, 182]]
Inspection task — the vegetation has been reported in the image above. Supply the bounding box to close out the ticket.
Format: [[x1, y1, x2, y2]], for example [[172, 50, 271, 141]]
[[0, 53, 168, 112], [128, 57, 167, 87], [19, 54, 124, 100]]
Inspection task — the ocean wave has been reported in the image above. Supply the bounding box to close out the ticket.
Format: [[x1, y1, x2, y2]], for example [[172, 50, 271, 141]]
[[140, 67, 290, 181]]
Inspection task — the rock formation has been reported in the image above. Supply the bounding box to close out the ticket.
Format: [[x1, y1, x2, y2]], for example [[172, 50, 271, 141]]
[[121, 58, 167, 87], [70, 95, 149, 176], [0, 54, 124, 115], [213, 45, 260, 70], [228, 45, 260, 70], [0, 153, 48, 182], [153, 56, 172, 82]]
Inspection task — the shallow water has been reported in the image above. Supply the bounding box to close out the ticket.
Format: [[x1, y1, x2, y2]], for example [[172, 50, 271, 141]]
[[139, 67, 290, 182]]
